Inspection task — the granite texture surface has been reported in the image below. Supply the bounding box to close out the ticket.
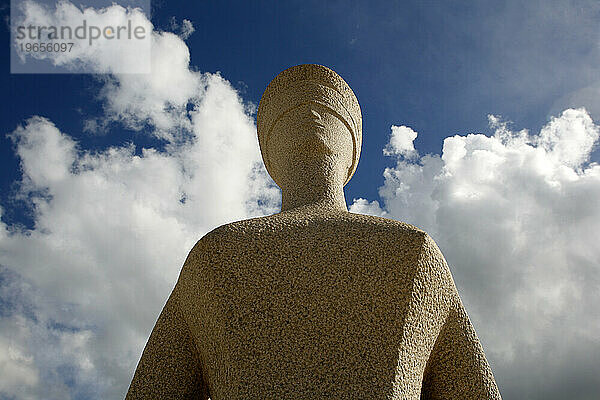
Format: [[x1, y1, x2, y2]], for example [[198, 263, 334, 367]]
[[126, 65, 502, 399]]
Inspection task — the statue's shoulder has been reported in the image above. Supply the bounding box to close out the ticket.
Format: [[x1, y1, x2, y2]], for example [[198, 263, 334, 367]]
[[209, 211, 427, 234], [186, 215, 279, 252], [215, 212, 425, 235], [345, 213, 450, 276], [345, 211, 423, 231], [179, 220, 255, 276], [201, 214, 281, 238], [187, 212, 432, 256], [341, 211, 428, 242]]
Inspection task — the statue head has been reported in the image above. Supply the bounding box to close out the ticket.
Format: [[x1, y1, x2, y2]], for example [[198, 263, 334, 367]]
[[257, 64, 362, 190]]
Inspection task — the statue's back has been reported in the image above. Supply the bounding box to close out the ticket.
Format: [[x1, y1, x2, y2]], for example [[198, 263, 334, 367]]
[[174, 211, 453, 399]]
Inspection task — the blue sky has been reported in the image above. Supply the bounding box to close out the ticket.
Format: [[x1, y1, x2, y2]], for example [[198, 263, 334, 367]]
[[3, 0, 598, 223], [1, 1, 599, 399]]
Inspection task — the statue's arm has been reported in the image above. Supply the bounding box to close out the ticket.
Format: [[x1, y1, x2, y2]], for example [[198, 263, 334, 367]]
[[420, 298, 501, 399], [125, 293, 208, 399], [418, 235, 501, 400]]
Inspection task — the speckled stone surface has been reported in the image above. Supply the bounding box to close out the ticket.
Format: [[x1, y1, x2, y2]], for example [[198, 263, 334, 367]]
[[126, 65, 502, 399]]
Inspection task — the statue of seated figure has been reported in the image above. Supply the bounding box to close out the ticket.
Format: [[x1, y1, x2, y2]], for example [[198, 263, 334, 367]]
[[126, 64, 502, 399]]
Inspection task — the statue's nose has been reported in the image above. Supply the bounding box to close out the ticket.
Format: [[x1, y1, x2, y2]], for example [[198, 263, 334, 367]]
[[308, 106, 325, 128]]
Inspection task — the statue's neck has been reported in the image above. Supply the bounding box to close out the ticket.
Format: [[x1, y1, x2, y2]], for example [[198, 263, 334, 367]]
[[279, 176, 348, 213]]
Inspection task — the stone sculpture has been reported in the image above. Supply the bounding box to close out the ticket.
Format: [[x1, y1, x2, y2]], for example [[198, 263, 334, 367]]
[[126, 64, 502, 399]]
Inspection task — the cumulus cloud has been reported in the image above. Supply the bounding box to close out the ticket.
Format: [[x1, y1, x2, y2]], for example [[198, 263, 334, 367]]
[[94, 30, 204, 136], [1, 3, 278, 399], [351, 108, 600, 399], [383, 125, 418, 159], [550, 81, 600, 123], [4, 2, 600, 400], [12, 0, 152, 73], [168, 17, 195, 40], [12, 0, 205, 135], [180, 19, 195, 39]]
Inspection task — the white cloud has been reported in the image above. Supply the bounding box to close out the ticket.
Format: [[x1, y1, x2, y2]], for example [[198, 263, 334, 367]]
[[536, 108, 599, 168], [179, 19, 195, 40], [13, 1, 152, 73], [95, 30, 203, 135], [550, 81, 600, 123], [348, 198, 387, 217], [1, 3, 279, 399], [5, 2, 600, 399], [0, 314, 40, 399], [383, 125, 418, 159], [168, 17, 195, 40], [351, 108, 600, 399]]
